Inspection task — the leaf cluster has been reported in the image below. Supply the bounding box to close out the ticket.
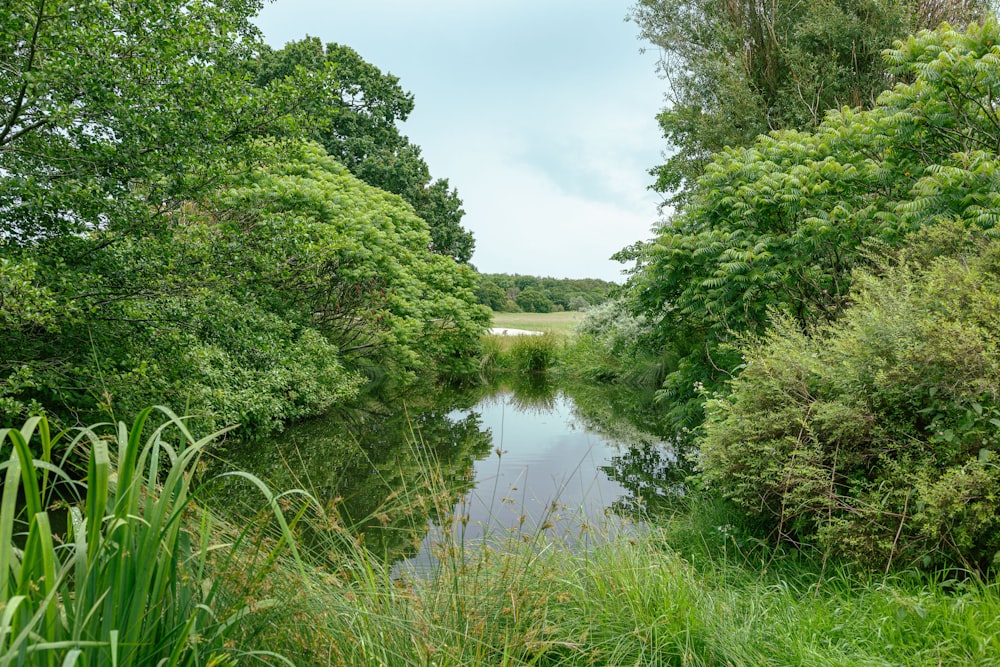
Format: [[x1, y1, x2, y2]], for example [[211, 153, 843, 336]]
[[630, 0, 994, 199], [250, 38, 475, 263]]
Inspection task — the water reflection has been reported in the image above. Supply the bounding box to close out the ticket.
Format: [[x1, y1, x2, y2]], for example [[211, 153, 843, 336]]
[[210, 389, 492, 565], [212, 377, 692, 569], [563, 382, 697, 517]]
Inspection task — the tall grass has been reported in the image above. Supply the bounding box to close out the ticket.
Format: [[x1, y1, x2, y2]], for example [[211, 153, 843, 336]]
[[0, 407, 306, 666], [245, 471, 1000, 666], [480, 333, 560, 374], [14, 406, 998, 665]]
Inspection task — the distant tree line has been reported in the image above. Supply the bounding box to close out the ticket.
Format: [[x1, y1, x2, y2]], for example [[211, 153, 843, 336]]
[[474, 274, 615, 313]]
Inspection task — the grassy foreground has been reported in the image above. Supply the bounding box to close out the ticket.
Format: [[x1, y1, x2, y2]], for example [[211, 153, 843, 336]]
[[5, 411, 1000, 665], [249, 494, 1000, 666]]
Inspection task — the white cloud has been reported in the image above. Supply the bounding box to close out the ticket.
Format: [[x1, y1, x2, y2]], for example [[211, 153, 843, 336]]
[[254, 0, 668, 280]]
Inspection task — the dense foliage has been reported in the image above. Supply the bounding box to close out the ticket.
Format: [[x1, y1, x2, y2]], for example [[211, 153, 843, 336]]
[[0, 1, 487, 433], [0, 409, 307, 665], [702, 223, 1000, 570], [609, 18, 1000, 430], [629, 0, 993, 199], [475, 273, 615, 312], [250, 37, 475, 264], [574, 17, 1000, 569]]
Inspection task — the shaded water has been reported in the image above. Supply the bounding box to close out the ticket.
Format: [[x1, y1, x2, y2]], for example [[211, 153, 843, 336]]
[[214, 376, 685, 568]]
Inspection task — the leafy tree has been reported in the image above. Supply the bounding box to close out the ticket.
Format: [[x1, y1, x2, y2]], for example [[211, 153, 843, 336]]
[[475, 278, 511, 311], [515, 287, 554, 313], [251, 37, 475, 263], [0, 2, 489, 431], [0, 0, 273, 245], [215, 142, 489, 380], [629, 0, 994, 200], [620, 18, 1000, 430], [0, 140, 488, 432]]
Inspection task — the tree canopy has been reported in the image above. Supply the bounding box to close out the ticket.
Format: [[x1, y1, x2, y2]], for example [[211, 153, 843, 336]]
[[1, 0, 272, 243], [614, 17, 1000, 428], [0, 1, 487, 432], [475, 273, 615, 312], [629, 0, 995, 199], [250, 37, 475, 263]]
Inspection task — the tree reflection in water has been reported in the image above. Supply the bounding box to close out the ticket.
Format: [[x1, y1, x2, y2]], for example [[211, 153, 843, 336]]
[[210, 376, 695, 569], [210, 386, 493, 567], [562, 381, 697, 518]]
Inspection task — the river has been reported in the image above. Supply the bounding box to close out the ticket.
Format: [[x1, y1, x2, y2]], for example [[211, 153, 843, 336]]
[[212, 375, 687, 570]]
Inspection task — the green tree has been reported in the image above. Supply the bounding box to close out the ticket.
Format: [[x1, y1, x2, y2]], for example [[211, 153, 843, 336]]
[[215, 142, 489, 381], [629, 0, 994, 200], [0, 3, 489, 430], [0, 0, 273, 244], [0, 140, 489, 431], [619, 18, 1000, 430], [251, 37, 475, 263], [475, 278, 510, 311], [515, 287, 554, 313], [477, 273, 615, 311]]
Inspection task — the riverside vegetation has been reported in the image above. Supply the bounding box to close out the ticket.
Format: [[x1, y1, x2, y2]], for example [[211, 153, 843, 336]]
[[7, 1, 1000, 665]]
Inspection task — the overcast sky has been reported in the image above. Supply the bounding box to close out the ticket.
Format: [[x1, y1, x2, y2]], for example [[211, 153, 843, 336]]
[[254, 0, 667, 281]]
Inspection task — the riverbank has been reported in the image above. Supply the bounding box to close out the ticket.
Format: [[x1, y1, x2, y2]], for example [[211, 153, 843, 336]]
[[6, 406, 1000, 665], [244, 493, 1000, 666]]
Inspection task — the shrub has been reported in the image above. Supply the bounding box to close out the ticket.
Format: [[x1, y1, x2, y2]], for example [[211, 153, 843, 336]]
[[700, 224, 1000, 571]]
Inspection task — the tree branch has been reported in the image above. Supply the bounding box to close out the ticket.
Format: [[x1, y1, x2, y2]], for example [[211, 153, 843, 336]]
[[0, 0, 46, 147]]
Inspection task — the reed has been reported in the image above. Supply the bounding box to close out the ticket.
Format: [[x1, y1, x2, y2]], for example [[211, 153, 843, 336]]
[[480, 333, 560, 374], [12, 407, 999, 666], [246, 469, 1000, 666], [0, 407, 306, 666]]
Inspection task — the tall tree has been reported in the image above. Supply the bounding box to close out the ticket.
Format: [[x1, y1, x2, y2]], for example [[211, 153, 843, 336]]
[[0, 0, 271, 244], [619, 17, 1000, 430], [630, 0, 995, 201], [252, 37, 476, 263], [0, 3, 488, 429]]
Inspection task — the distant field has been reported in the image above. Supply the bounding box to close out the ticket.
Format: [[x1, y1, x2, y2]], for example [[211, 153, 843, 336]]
[[491, 311, 586, 336]]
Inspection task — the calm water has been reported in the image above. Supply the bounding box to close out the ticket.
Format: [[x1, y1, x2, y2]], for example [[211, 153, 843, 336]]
[[215, 377, 684, 569]]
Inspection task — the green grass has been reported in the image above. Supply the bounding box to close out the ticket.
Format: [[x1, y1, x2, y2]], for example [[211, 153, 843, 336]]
[[491, 311, 585, 336], [480, 332, 560, 373], [10, 408, 1000, 666], [242, 453, 1000, 667]]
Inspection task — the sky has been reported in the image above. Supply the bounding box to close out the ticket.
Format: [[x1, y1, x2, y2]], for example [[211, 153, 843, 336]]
[[253, 0, 668, 281]]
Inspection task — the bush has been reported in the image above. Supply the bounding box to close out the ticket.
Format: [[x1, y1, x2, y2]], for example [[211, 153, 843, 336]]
[[700, 224, 1000, 571], [480, 333, 560, 374]]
